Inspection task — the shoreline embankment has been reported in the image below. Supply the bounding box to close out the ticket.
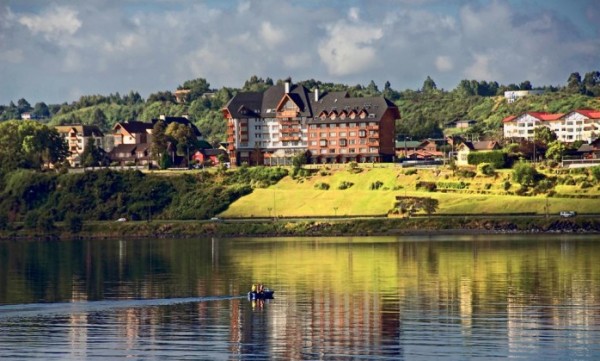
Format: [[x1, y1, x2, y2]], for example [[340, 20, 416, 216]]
[[1, 216, 600, 241]]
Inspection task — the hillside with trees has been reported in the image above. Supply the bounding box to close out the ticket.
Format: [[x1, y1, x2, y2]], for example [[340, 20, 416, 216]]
[[1, 71, 600, 146]]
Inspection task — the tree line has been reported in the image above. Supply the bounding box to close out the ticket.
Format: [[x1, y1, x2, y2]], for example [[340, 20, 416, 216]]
[[1, 71, 600, 144]]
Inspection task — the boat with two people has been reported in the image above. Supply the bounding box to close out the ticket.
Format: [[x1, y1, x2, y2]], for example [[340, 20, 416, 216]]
[[248, 283, 274, 300]]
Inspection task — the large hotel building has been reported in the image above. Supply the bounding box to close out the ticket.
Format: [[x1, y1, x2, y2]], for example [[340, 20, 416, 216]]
[[222, 79, 400, 166]]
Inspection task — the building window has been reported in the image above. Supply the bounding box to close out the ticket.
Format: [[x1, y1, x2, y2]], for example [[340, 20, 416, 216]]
[[319, 139, 327, 147], [359, 130, 367, 137], [329, 132, 336, 137], [349, 148, 356, 153], [339, 123, 347, 128], [320, 132, 327, 137], [339, 139, 347, 146], [349, 139, 356, 145], [310, 141, 317, 146], [339, 132, 347, 137], [369, 147, 378, 153], [349, 131, 357, 136], [330, 140, 337, 146], [329, 149, 336, 154]]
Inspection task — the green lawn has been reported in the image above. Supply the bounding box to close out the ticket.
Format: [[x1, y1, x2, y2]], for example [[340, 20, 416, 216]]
[[221, 166, 600, 218]]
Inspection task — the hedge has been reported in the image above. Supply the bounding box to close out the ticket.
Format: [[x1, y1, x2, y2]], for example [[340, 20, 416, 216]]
[[467, 151, 507, 168]]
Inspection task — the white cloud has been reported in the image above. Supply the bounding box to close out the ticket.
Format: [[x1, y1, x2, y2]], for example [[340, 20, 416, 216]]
[[435, 56, 453, 72], [0, 49, 23, 63], [348, 7, 360, 22], [18, 6, 81, 41], [464, 53, 494, 80], [318, 22, 383, 76], [260, 21, 285, 48], [283, 52, 312, 70]]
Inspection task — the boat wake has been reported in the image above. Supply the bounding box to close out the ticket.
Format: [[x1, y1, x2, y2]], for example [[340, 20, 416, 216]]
[[0, 295, 245, 320]]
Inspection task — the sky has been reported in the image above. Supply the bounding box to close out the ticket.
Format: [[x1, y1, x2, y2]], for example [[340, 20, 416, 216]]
[[1, 0, 599, 105]]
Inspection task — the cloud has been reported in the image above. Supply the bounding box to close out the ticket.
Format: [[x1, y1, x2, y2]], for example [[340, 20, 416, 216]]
[[318, 21, 383, 76], [260, 21, 285, 48], [0, 0, 599, 104], [18, 6, 82, 41], [435, 56, 453, 72]]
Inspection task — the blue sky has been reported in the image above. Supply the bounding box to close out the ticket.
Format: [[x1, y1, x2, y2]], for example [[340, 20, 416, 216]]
[[1, 0, 598, 104]]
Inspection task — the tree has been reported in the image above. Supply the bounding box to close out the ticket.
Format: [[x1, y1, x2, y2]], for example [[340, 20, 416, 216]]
[[151, 120, 168, 164], [567, 72, 582, 94], [147, 91, 176, 103], [165, 122, 198, 166], [32, 102, 50, 119], [422, 76, 437, 92], [89, 108, 109, 131], [81, 138, 103, 167], [65, 212, 83, 233], [519, 80, 532, 90], [17, 98, 32, 114], [178, 78, 211, 102], [545, 140, 566, 161], [534, 127, 557, 146], [420, 197, 439, 218], [512, 161, 538, 186]]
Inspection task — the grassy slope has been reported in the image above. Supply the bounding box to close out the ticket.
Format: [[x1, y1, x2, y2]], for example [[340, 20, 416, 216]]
[[221, 165, 600, 217]]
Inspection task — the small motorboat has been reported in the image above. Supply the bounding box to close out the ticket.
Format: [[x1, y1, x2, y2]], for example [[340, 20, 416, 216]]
[[247, 289, 275, 300]]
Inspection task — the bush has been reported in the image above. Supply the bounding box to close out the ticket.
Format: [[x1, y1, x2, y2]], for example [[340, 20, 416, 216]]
[[337, 181, 354, 190], [467, 151, 507, 168], [370, 181, 384, 190], [437, 181, 468, 190], [512, 161, 538, 186], [591, 166, 600, 182], [65, 213, 83, 233], [314, 182, 330, 190], [347, 162, 362, 174], [477, 162, 495, 176], [416, 181, 437, 192], [580, 181, 593, 189], [503, 181, 512, 191], [456, 168, 476, 178], [404, 169, 417, 176]]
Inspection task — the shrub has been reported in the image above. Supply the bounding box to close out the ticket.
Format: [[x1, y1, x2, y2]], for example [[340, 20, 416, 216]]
[[456, 168, 476, 178], [337, 181, 354, 190], [416, 181, 437, 192], [503, 181, 512, 191], [65, 213, 83, 233], [467, 151, 507, 168], [347, 162, 362, 174], [591, 166, 600, 182], [484, 183, 492, 190], [512, 161, 538, 186], [580, 181, 593, 189], [404, 169, 417, 176], [437, 181, 468, 190], [314, 182, 330, 190], [370, 181, 384, 190], [477, 162, 495, 176]]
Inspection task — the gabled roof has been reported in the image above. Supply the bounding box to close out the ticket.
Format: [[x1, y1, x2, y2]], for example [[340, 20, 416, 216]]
[[55, 124, 104, 137], [461, 141, 499, 151], [503, 112, 563, 123], [223, 80, 399, 123], [565, 109, 600, 119], [114, 121, 153, 134], [109, 143, 137, 154], [395, 140, 423, 149]]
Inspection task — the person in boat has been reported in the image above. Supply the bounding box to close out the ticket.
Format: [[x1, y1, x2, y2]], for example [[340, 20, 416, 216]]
[[258, 284, 264, 294], [251, 284, 257, 293]]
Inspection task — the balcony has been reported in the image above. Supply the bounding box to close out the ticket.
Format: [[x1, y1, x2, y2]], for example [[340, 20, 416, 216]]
[[281, 136, 301, 142], [277, 110, 299, 118]]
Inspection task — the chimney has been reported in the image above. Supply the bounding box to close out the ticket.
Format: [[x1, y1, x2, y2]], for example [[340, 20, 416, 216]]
[[314, 88, 319, 102], [284, 77, 291, 94]]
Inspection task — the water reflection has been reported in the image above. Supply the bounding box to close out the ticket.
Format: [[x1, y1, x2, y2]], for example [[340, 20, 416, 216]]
[[0, 235, 599, 359]]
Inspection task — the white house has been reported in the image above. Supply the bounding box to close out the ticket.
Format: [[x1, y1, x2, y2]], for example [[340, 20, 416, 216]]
[[503, 110, 600, 143]]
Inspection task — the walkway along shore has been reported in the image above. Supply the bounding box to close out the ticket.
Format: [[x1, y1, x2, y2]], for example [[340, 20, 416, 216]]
[[2, 216, 600, 241]]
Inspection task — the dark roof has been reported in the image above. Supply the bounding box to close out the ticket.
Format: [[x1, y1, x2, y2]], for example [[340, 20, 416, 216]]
[[114, 121, 153, 134], [203, 149, 225, 156], [462, 141, 499, 151], [224, 82, 398, 123], [109, 143, 137, 155]]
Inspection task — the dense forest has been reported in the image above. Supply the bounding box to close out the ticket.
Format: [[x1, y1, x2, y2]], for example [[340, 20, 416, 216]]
[[1, 71, 600, 144]]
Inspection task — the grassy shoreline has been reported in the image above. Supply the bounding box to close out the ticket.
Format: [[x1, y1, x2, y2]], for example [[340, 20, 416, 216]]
[[2, 216, 599, 241]]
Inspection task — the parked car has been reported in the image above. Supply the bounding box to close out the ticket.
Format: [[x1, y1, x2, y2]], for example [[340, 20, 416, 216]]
[[559, 211, 576, 218], [116, 217, 127, 222], [210, 217, 223, 222]]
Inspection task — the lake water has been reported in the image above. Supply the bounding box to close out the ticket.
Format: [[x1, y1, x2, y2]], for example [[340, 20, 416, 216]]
[[1, 234, 600, 360]]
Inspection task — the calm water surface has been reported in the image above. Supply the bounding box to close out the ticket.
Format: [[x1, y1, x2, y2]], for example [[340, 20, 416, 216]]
[[1, 234, 600, 360]]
